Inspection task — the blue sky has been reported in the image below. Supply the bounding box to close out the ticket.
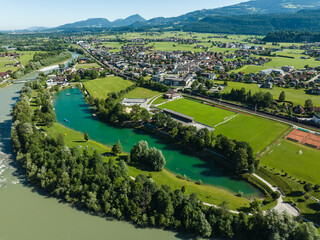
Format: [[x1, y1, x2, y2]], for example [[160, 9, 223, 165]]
[[0, 0, 247, 30]]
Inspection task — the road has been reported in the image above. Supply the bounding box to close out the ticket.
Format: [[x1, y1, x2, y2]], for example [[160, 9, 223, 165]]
[[307, 74, 320, 83]]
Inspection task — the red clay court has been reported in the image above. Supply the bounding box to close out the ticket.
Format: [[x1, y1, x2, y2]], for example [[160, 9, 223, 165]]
[[285, 129, 320, 149]]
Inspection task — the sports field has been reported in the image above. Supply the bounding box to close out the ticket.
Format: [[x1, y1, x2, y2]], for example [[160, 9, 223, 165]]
[[217, 81, 320, 106], [84, 76, 134, 99], [261, 139, 320, 184], [158, 98, 237, 126], [121, 87, 161, 99], [159, 98, 289, 152]]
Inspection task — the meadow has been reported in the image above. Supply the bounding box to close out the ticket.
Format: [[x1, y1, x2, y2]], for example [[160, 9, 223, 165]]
[[15, 51, 38, 66], [0, 57, 17, 72], [75, 62, 100, 69], [261, 139, 320, 185], [266, 56, 319, 69], [83, 76, 134, 99], [217, 80, 320, 106], [147, 42, 208, 52], [159, 98, 289, 152]]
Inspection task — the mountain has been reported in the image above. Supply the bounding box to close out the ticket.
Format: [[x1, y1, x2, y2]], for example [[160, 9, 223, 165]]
[[112, 14, 146, 27], [53, 14, 145, 31], [25, 26, 48, 32], [55, 18, 112, 30], [178, 0, 320, 18], [181, 9, 320, 35], [126, 0, 320, 30]]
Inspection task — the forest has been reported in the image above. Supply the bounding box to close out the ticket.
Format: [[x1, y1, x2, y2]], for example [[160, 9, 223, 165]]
[[181, 10, 320, 35], [263, 31, 320, 43]]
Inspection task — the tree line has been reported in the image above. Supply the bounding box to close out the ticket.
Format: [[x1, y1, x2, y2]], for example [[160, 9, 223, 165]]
[[11, 82, 320, 239]]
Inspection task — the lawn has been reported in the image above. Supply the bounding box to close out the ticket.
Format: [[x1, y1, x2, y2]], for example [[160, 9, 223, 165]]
[[158, 98, 237, 126], [41, 122, 251, 210], [232, 65, 270, 74], [75, 63, 100, 69], [267, 56, 319, 69], [83, 76, 134, 99], [261, 139, 320, 185], [121, 87, 162, 99], [217, 81, 320, 107], [158, 98, 289, 153]]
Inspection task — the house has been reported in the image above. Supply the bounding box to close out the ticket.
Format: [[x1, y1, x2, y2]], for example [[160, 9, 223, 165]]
[[260, 82, 273, 89], [313, 114, 320, 125], [307, 87, 320, 95], [281, 66, 294, 72], [46, 76, 68, 86], [201, 73, 216, 80], [293, 105, 305, 114], [165, 90, 181, 100], [259, 69, 284, 76], [0, 72, 10, 80]]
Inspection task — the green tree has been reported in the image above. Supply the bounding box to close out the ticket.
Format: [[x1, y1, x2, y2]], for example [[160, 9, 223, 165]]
[[249, 198, 262, 213], [84, 131, 89, 142], [112, 140, 122, 155], [279, 91, 286, 102], [305, 99, 313, 111]]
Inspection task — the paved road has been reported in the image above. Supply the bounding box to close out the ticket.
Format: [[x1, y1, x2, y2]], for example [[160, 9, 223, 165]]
[[307, 74, 320, 83], [253, 174, 299, 216]]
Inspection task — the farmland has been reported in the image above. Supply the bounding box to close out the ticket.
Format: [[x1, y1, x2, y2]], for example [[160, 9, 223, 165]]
[[158, 98, 289, 152], [217, 80, 320, 106], [83, 76, 134, 99]]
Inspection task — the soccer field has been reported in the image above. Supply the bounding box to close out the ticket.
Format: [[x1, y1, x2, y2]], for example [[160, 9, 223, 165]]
[[261, 140, 320, 184], [83, 76, 134, 99], [159, 98, 289, 152], [158, 98, 237, 127]]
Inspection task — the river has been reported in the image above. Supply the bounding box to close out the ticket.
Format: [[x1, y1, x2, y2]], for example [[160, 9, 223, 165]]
[[0, 57, 186, 240]]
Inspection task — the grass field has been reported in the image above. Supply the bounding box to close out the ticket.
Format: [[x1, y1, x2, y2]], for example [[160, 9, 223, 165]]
[[159, 98, 289, 152], [0, 57, 17, 72], [267, 56, 319, 69], [75, 63, 100, 69], [83, 76, 134, 99], [218, 81, 320, 106], [121, 87, 162, 99], [232, 65, 270, 74], [15, 51, 38, 66], [41, 122, 251, 210], [261, 139, 320, 185], [159, 98, 236, 126], [147, 42, 207, 52]]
